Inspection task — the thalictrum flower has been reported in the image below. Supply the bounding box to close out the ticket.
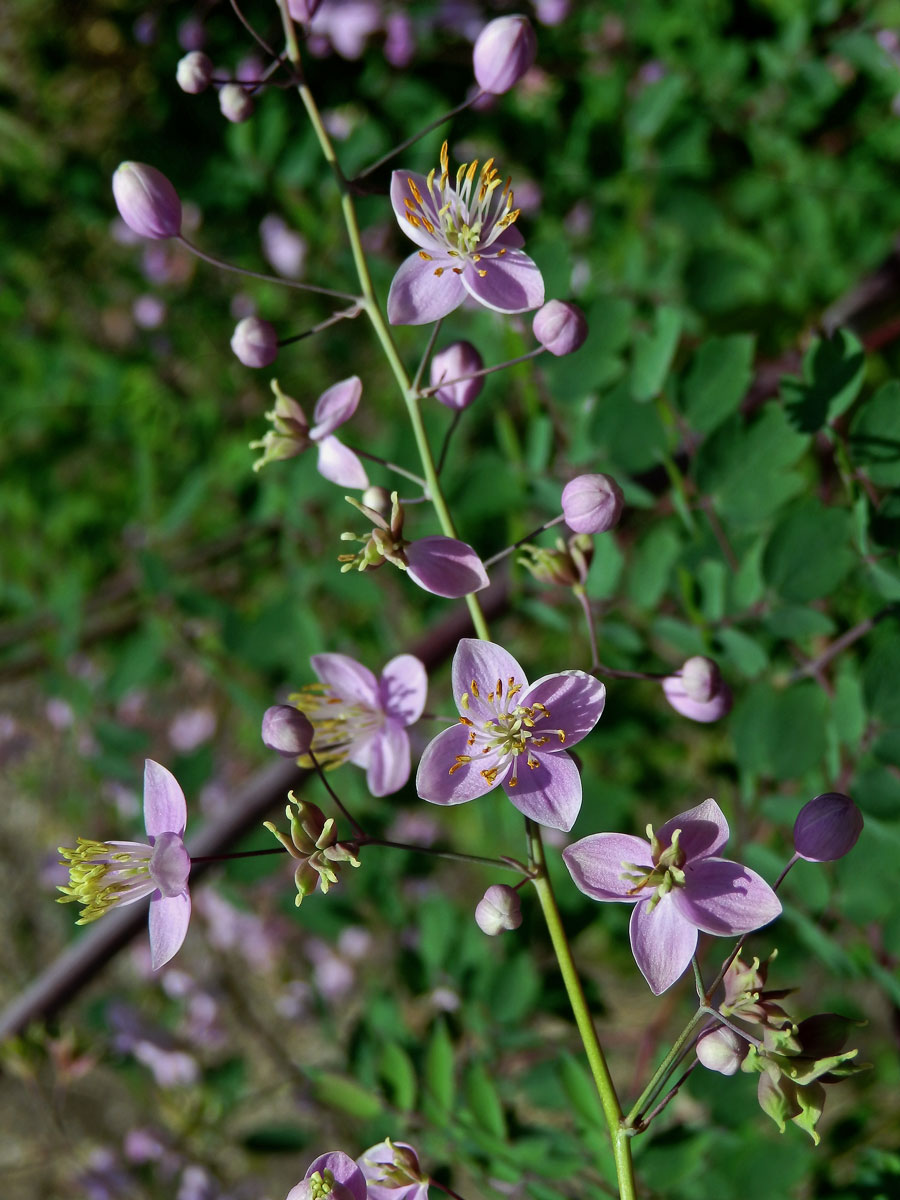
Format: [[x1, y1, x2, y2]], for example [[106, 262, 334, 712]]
[[358, 1140, 430, 1200], [533, 300, 588, 356], [563, 798, 782, 994], [112, 162, 182, 240], [792, 792, 863, 862], [475, 884, 523, 935], [286, 1152, 367, 1200], [388, 140, 544, 325], [250, 377, 368, 488], [264, 793, 360, 905], [472, 14, 537, 94], [291, 652, 427, 796], [57, 760, 191, 970], [661, 657, 732, 723], [416, 639, 606, 831]]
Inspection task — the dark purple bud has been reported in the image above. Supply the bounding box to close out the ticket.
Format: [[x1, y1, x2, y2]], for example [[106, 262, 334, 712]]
[[793, 793, 863, 863], [112, 162, 182, 240], [231, 317, 278, 368], [533, 300, 588, 356], [680, 656, 722, 704], [475, 885, 522, 935], [429, 341, 484, 410], [262, 706, 313, 757], [535, 0, 571, 25], [561, 473, 624, 534], [696, 1027, 747, 1076], [473, 15, 537, 95], [176, 51, 214, 94], [219, 82, 254, 123]]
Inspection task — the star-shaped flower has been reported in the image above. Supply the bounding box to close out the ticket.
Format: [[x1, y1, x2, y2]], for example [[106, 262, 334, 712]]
[[251, 376, 368, 489]]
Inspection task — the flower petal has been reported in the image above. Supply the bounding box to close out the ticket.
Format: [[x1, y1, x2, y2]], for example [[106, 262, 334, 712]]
[[657, 797, 730, 862], [675, 858, 782, 936], [406, 536, 489, 597], [563, 833, 653, 901], [390, 171, 444, 251], [630, 895, 698, 994], [149, 890, 191, 970], [416, 723, 507, 805], [366, 718, 411, 796], [503, 749, 582, 831], [387, 252, 466, 326], [310, 375, 362, 438], [662, 676, 732, 722], [379, 654, 428, 725], [315, 435, 369, 489], [149, 831, 191, 897], [492, 224, 525, 250], [460, 248, 544, 314], [451, 639, 528, 723], [143, 759, 187, 838], [305, 1152, 368, 1200], [310, 653, 380, 708], [522, 670, 606, 748]]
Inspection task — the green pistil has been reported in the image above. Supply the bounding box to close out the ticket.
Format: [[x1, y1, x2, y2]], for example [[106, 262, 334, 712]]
[[308, 1169, 336, 1198], [621, 827, 687, 911]]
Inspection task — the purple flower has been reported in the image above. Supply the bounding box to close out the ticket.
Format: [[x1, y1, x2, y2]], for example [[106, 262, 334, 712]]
[[472, 15, 537, 94], [429, 340, 484, 410], [250, 376, 369, 488], [291, 652, 427, 796], [563, 798, 782, 994], [176, 51, 213, 94], [231, 316, 279, 368], [416, 639, 606, 831], [359, 1140, 430, 1200], [287, 0, 324, 21], [561, 473, 623, 534], [475, 884, 522, 935], [387, 141, 544, 325], [57, 761, 191, 970], [662, 657, 732, 723], [262, 705, 314, 757], [112, 162, 182, 240], [533, 300, 588, 356], [793, 792, 863, 862], [696, 1026, 747, 1076], [287, 1152, 367, 1200]]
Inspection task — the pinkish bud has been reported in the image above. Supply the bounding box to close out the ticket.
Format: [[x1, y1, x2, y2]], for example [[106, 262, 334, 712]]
[[112, 162, 182, 240], [231, 317, 278, 368], [561, 473, 624, 534], [475, 884, 522, 935], [793, 793, 863, 862], [219, 82, 254, 123], [473, 15, 537, 95], [680, 656, 722, 704], [535, 0, 571, 25], [661, 676, 732, 723], [696, 1027, 746, 1076], [533, 300, 588, 356], [287, 0, 323, 20], [429, 341, 484, 410], [176, 50, 214, 94], [262, 706, 313, 757]]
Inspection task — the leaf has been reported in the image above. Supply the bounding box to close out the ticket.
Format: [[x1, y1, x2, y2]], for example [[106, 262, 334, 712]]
[[423, 1019, 455, 1113], [625, 522, 682, 608], [557, 1053, 604, 1127], [377, 1041, 417, 1113], [631, 305, 682, 402], [762, 499, 855, 602], [863, 635, 900, 725], [717, 627, 768, 678], [680, 334, 755, 434], [848, 380, 900, 486], [780, 330, 865, 433], [464, 1061, 507, 1140], [312, 1072, 383, 1120], [731, 682, 829, 780]]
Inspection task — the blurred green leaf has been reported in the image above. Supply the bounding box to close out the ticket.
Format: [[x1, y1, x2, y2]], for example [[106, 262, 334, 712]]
[[631, 306, 682, 402], [680, 334, 754, 435], [848, 380, 900, 486], [762, 500, 854, 602], [780, 330, 865, 433]]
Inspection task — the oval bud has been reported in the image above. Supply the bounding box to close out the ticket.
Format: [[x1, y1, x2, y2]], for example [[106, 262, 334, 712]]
[[473, 14, 537, 95], [661, 676, 732, 723], [475, 884, 522, 935], [176, 50, 214, 94], [696, 1027, 746, 1076], [360, 486, 393, 520], [429, 341, 484, 410], [793, 793, 863, 862], [231, 317, 278, 368], [287, 0, 323, 20], [561, 473, 624, 534], [262, 705, 313, 757], [219, 82, 255, 123], [680, 656, 722, 704], [112, 162, 182, 240], [533, 300, 588, 356]]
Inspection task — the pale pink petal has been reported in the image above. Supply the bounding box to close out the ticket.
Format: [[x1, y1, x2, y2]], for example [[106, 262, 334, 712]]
[[379, 654, 427, 725], [315, 435, 369, 489], [656, 798, 729, 862], [674, 858, 782, 936], [149, 890, 191, 970], [563, 833, 653, 901], [451, 639, 528, 723], [460, 248, 544, 314], [143, 759, 187, 837], [416, 723, 508, 805], [305, 1153, 368, 1200], [502, 749, 582, 831], [366, 718, 411, 796], [406, 536, 489, 597], [387, 253, 466, 325], [390, 170, 444, 251], [492, 224, 525, 250], [630, 895, 698, 994], [522, 671, 606, 748], [662, 677, 732, 722], [148, 831, 191, 896], [311, 653, 380, 707], [310, 375, 362, 438]]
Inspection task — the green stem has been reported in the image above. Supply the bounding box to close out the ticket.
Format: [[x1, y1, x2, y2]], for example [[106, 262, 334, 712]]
[[625, 1006, 708, 1127], [359, 837, 530, 874]]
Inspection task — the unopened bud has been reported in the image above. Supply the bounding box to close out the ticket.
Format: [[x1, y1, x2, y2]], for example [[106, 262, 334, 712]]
[[519, 534, 592, 588], [696, 1027, 747, 1076], [793, 793, 863, 863], [176, 50, 214, 94], [680, 656, 721, 704], [360, 486, 393, 520], [112, 162, 182, 240], [475, 884, 522, 935], [473, 15, 537, 95], [231, 317, 278, 367], [533, 300, 588, 356], [262, 705, 313, 757], [662, 675, 732, 723], [219, 82, 254, 123], [287, 0, 323, 20], [429, 341, 484, 410], [561, 473, 624, 534]]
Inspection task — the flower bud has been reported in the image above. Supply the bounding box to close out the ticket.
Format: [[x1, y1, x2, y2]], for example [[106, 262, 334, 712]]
[[231, 317, 278, 368], [287, 0, 323, 20], [533, 300, 588, 356], [662, 675, 732, 723], [561, 473, 624, 534], [262, 705, 313, 757], [473, 15, 537, 95], [696, 1027, 747, 1076], [429, 341, 484, 410], [176, 50, 214, 94], [475, 884, 522, 935], [112, 162, 182, 240], [360, 486, 393, 520], [219, 82, 254, 123], [680, 656, 721, 704], [519, 534, 593, 588], [793, 793, 863, 862]]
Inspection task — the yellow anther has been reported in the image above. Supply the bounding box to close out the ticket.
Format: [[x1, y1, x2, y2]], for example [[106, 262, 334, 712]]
[[481, 767, 499, 785], [440, 140, 449, 173], [418, 251, 432, 260], [471, 679, 480, 697], [466, 160, 478, 185], [558, 730, 566, 743], [408, 177, 424, 205], [434, 266, 444, 277], [478, 269, 487, 277], [460, 692, 470, 710], [452, 267, 463, 274], [449, 755, 472, 775], [459, 716, 474, 726], [422, 217, 435, 233]]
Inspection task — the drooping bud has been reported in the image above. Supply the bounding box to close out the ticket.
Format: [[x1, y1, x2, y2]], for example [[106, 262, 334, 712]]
[[264, 792, 360, 907], [219, 82, 254, 123], [475, 884, 522, 935], [473, 15, 537, 94], [533, 300, 588, 356], [231, 317, 278, 368], [429, 341, 484, 410], [793, 793, 863, 863], [661, 675, 732, 723], [696, 1026, 747, 1076], [112, 162, 182, 240], [250, 380, 312, 471], [262, 706, 313, 757], [176, 50, 214, 94], [519, 533, 593, 588], [680, 656, 722, 704], [561, 473, 624, 534]]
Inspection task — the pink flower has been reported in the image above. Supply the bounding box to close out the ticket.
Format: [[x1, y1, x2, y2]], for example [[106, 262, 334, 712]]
[[358, 1140, 430, 1200], [475, 884, 522, 935], [533, 300, 588, 356], [231, 316, 278, 368], [57, 761, 191, 970], [112, 163, 182, 240], [429, 340, 484, 410], [662, 656, 732, 723], [387, 141, 544, 325], [793, 792, 863, 862], [287, 1152, 367, 1200], [563, 798, 782, 994], [416, 639, 606, 831], [291, 652, 427, 796], [561, 473, 623, 534], [472, 15, 537, 94]]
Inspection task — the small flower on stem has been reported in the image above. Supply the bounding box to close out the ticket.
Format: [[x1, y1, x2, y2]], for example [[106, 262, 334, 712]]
[[719, 952, 793, 1030], [358, 1140, 430, 1200], [219, 82, 254, 123], [112, 163, 182, 240], [473, 15, 538, 94], [176, 51, 214, 94], [662, 656, 732, 723], [429, 340, 484, 410], [475, 884, 522, 935], [533, 300, 588, 356], [286, 1152, 368, 1200], [262, 705, 314, 757], [231, 316, 279, 368], [792, 792, 863, 862], [518, 533, 593, 588], [264, 793, 360, 905], [250, 377, 369, 488], [561, 473, 623, 535], [696, 1026, 747, 1076]]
